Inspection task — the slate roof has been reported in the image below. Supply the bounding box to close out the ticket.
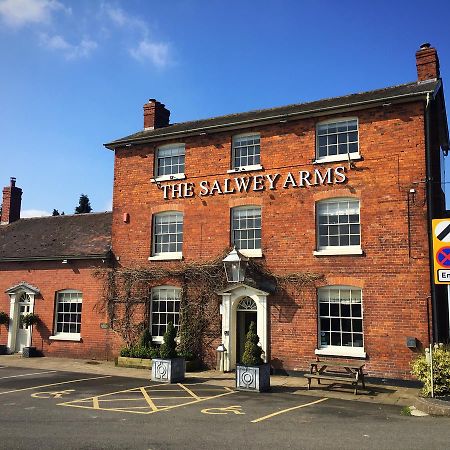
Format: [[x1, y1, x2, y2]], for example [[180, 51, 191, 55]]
[[0, 212, 112, 261], [105, 80, 440, 149]]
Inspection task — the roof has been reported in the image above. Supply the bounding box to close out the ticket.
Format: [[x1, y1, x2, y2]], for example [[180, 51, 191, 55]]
[[105, 80, 440, 149], [5, 282, 40, 295], [0, 212, 112, 262]]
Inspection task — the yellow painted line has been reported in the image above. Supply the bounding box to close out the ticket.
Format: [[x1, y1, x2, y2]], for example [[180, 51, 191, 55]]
[[177, 383, 201, 400], [251, 398, 329, 423], [60, 387, 236, 415], [91, 398, 147, 402], [59, 385, 154, 405], [93, 397, 100, 409], [139, 387, 159, 412], [0, 375, 112, 395], [0, 370, 57, 380]]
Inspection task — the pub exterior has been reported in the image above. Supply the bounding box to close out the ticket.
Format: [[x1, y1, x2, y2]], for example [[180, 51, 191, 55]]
[[1, 43, 449, 380]]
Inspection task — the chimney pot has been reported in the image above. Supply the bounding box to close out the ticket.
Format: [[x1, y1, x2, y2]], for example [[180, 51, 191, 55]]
[[420, 42, 431, 50], [10, 177, 16, 187]]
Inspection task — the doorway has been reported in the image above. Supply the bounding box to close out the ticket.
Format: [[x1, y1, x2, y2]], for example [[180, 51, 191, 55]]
[[14, 292, 32, 353], [235, 297, 257, 364]]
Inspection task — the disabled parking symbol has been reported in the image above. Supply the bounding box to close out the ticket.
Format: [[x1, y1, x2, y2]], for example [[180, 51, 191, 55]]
[[436, 247, 450, 267]]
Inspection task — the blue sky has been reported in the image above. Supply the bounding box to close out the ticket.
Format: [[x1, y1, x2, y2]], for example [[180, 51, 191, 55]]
[[0, 0, 449, 216]]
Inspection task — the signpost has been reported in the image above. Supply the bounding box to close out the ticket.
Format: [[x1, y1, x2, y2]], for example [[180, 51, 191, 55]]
[[432, 219, 450, 284]]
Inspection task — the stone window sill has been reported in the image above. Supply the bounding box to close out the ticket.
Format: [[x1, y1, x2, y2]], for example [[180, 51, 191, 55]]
[[315, 347, 366, 359], [148, 253, 183, 261], [49, 334, 81, 342]]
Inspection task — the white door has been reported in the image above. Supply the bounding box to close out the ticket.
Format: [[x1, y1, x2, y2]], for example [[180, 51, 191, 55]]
[[15, 293, 31, 353]]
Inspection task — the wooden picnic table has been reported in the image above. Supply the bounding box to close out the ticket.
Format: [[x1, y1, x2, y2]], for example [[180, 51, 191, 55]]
[[304, 359, 366, 395]]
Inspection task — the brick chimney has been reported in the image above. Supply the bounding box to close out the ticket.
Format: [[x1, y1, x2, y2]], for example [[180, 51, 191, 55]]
[[416, 43, 440, 82], [143, 99, 170, 130], [1, 177, 22, 225]]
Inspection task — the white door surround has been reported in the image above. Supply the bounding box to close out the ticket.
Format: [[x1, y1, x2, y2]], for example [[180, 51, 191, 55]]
[[217, 283, 269, 371], [5, 282, 40, 354]]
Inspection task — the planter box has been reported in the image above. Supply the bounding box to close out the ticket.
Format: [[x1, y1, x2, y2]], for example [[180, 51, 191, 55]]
[[117, 356, 152, 369], [0, 345, 7, 355], [236, 363, 270, 392], [152, 357, 185, 383], [22, 346, 37, 358]]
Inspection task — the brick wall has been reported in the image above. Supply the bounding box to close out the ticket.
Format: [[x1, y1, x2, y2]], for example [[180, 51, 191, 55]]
[[111, 100, 434, 379], [0, 260, 121, 360]]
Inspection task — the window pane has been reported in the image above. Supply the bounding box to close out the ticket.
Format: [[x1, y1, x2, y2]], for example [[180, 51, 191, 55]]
[[316, 119, 358, 160], [55, 291, 82, 335], [233, 134, 260, 169], [231, 206, 262, 251], [318, 287, 363, 350], [156, 145, 185, 176], [151, 287, 181, 339], [153, 212, 183, 255], [317, 199, 360, 250]]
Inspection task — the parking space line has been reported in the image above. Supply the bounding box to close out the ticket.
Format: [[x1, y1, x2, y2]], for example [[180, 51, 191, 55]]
[[140, 387, 159, 412], [251, 397, 328, 423], [0, 375, 112, 395], [0, 371, 57, 380], [59, 384, 236, 415], [178, 383, 201, 400]]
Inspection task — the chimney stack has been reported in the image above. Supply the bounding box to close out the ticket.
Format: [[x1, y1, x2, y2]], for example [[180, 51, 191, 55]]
[[416, 43, 440, 82], [143, 99, 170, 130], [1, 177, 22, 225]]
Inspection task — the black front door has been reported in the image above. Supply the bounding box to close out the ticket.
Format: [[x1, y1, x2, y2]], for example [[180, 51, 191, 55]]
[[236, 311, 257, 364]]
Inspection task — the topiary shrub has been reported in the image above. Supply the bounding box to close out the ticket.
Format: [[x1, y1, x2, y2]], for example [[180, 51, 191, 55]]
[[411, 344, 450, 397], [0, 311, 9, 326], [241, 321, 264, 366], [159, 322, 178, 359]]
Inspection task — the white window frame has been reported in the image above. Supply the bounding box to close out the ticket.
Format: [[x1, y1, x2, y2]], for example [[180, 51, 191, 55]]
[[149, 211, 183, 260], [314, 117, 361, 164], [314, 198, 362, 256], [153, 143, 186, 182], [150, 286, 181, 343], [231, 206, 262, 257], [228, 133, 263, 173], [50, 289, 82, 341], [315, 285, 366, 358]]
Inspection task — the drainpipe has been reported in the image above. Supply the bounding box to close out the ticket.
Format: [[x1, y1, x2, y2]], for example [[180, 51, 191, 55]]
[[425, 92, 438, 343]]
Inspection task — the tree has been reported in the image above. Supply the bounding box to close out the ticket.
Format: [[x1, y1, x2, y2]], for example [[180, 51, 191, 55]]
[[241, 321, 264, 366], [75, 194, 92, 214], [52, 209, 60, 216]]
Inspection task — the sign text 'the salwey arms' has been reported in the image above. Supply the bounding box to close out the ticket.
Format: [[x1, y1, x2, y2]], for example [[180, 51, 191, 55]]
[[158, 166, 347, 200]]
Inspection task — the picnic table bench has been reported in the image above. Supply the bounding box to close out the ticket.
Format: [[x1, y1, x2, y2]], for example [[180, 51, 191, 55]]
[[304, 359, 366, 395]]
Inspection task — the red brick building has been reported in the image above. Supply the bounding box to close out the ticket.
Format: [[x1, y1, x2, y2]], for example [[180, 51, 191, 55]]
[[1, 43, 449, 380], [0, 182, 114, 359]]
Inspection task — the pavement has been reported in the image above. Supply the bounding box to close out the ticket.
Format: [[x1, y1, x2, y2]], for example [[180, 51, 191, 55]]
[[0, 354, 419, 407]]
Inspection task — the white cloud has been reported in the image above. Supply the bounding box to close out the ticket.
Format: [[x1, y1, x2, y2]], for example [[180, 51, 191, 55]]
[[0, 0, 70, 27], [102, 3, 147, 35], [102, 4, 171, 68], [21, 209, 51, 218], [130, 39, 170, 68], [39, 33, 97, 60]]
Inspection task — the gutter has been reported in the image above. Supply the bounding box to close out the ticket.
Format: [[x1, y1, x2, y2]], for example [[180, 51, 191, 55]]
[[105, 87, 438, 150], [425, 91, 439, 343], [0, 253, 112, 263]]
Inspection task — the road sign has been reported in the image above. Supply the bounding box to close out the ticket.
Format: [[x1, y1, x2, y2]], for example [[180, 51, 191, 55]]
[[432, 219, 450, 284]]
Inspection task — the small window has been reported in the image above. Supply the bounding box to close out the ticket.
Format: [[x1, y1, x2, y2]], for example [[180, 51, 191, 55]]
[[231, 206, 262, 254], [54, 290, 82, 336], [316, 199, 360, 252], [155, 144, 185, 177], [151, 287, 181, 340], [318, 286, 363, 350], [232, 134, 260, 169], [152, 211, 183, 257], [316, 119, 359, 161]]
